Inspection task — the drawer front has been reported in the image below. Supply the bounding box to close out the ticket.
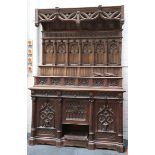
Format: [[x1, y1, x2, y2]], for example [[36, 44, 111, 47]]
[[62, 99, 89, 124]]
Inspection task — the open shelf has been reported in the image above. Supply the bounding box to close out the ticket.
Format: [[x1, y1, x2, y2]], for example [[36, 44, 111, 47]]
[[62, 124, 89, 140]]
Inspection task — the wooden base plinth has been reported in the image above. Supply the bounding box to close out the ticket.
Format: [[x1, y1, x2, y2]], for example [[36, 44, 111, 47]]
[[28, 137, 124, 152]]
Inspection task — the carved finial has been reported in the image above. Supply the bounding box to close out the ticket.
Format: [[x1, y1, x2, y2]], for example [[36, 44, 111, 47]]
[[98, 5, 102, 9]]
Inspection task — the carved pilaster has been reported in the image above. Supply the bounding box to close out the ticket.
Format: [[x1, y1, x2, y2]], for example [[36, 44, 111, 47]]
[[118, 100, 123, 143], [29, 97, 37, 145], [53, 41, 57, 65], [78, 40, 82, 65], [65, 40, 69, 65], [88, 97, 95, 149], [56, 97, 63, 146]]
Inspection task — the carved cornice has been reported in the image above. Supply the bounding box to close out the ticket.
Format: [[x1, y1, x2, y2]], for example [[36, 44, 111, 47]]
[[35, 5, 124, 27]]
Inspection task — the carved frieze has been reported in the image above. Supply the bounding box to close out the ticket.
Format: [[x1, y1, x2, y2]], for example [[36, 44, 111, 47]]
[[36, 6, 123, 26]]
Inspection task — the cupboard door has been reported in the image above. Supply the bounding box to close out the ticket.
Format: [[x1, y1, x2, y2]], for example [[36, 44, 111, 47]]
[[95, 100, 118, 142], [35, 98, 57, 138]]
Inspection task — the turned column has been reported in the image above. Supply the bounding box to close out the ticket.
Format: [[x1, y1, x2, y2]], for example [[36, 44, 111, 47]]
[[29, 96, 37, 145], [56, 95, 63, 147], [88, 94, 95, 149]]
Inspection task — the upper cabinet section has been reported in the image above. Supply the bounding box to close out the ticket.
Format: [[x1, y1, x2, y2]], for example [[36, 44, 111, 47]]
[[36, 6, 124, 66], [35, 5, 124, 31]]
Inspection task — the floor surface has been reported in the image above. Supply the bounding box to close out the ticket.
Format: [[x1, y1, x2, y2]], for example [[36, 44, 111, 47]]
[[28, 144, 127, 155]]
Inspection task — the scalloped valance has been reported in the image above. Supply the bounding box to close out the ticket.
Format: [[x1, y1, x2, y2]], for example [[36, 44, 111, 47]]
[[35, 5, 124, 27]]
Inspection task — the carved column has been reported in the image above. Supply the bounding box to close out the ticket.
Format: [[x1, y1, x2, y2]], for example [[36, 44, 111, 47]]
[[88, 95, 95, 149], [42, 40, 45, 65], [29, 97, 37, 145], [56, 96, 63, 147]]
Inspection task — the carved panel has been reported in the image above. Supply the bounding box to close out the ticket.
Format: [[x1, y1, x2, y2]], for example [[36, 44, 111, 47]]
[[108, 79, 118, 87], [44, 40, 55, 64], [45, 40, 54, 53], [95, 132, 116, 140], [69, 40, 79, 65], [36, 128, 56, 137], [94, 40, 107, 65], [81, 40, 92, 65], [93, 79, 104, 87], [35, 77, 48, 85], [65, 102, 87, 121], [78, 78, 89, 86], [64, 78, 75, 85], [38, 101, 56, 128], [96, 103, 114, 132], [108, 39, 121, 65], [63, 100, 89, 123], [56, 41, 66, 64], [51, 78, 61, 85]]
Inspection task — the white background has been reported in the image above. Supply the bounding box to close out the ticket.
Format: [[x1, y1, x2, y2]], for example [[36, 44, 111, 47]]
[[0, 0, 155, 155]]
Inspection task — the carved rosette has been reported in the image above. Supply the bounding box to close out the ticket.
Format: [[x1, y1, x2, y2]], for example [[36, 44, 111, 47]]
[[93, 79, 104, 86], [64, 78, 75, 85], [78, 79, 89, 86], [35, 77, 47, 85], [51, 78, 60, 85]]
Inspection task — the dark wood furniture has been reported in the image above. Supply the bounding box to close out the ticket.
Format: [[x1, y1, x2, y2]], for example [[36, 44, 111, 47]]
[[29, 5, 125, 152]]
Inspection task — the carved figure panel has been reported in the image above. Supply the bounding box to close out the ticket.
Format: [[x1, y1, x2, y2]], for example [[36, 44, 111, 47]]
[[38, 100, 56, 128], [81, 40, 92, 65], [94, 40, 107, 65], [56, 41, 66, 64], [108, 39, 121, 65], [69, 40, 79, 65], [44, 40, 55, 64]]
